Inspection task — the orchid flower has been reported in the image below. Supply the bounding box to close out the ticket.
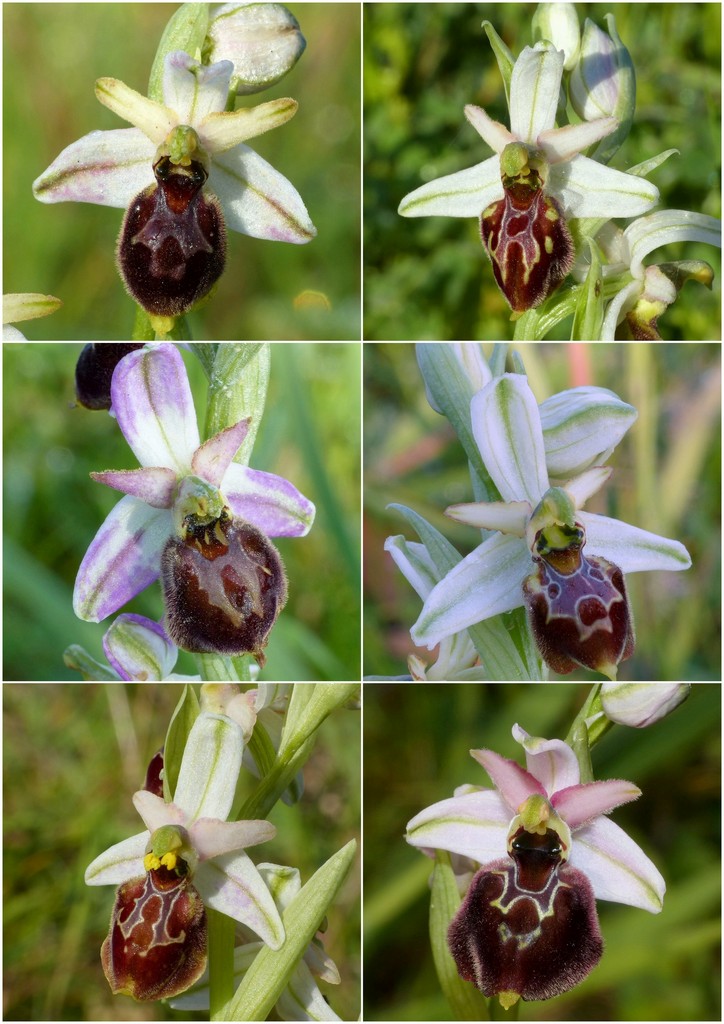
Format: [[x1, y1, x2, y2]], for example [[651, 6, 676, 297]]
[[73, 343, 314, 661], [407, 722, 664, 1006], [411, 373, 691, 679], [85, 711, 284, 1000], [399, 42, 659, 312]]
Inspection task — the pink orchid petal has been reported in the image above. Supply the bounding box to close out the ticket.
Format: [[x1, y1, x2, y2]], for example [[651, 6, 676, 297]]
[[406, 790, 510, 862], [471, 748, 545, 811], [196, 851, 285, 948], [190, 818, 276, 860], [132, 790, 187, 832], [222, 463, 315, 537], [111, 345, 200, 473], [32, 127, 155, 207], [190, 418, 250, 487], [73, 496, 172, 622], [90, 467, 177, 508], [552, 779, 641, 828], [512, 723, 581, 795], [84, 831, 149, 886], [570, 817, 665, 913]]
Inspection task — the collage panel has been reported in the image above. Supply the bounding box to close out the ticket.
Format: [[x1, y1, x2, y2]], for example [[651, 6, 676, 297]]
[[363, 2, 720, 342], [363, 682, 721, 1021], [364, 342, 720, 682], [3, 681, 361, 1020], [4, 2, 360, 341]]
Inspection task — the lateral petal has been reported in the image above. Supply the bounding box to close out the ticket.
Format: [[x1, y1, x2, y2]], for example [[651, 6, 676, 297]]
[[470, 748, 545, 811], [90, 467, 178, 508], [191, 418, 250, 487], [199, 98, 298, 153], [553, 779, 641, 828]]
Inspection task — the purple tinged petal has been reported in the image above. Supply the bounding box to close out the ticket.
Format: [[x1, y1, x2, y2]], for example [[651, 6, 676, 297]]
[[470, 749, 545, 811], [512, 723, 581, 795], [90, 467, 178, 508], [163, 51, 232, 123], [190, 818, 276, 860], [191, 418, 251, 487], [552, 779, 641, 828], [111, 345, 200, 473], [84, 831, 149, 886], [196, 851, 285, 948], [103, 612, 178, 680], [32, 127, 155, 207], [406, 790, 510, 862], [73, 496, 172, 622], [222, 463, 315, 537], [570, 817, 665, 912], [132, 790, 187, 833]]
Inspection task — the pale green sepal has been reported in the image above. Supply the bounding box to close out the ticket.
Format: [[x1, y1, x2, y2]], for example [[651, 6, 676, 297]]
[[63, 645, 119, 681], [163, 683, 200, 802], [3, 292, 62, 324], [205, 343, 269, 464], [415, 343, 495, 500], [571, 237, 604, 340], [482, 21, 515, 106], [224, 840, 356, 1022], [278, 684, 360, 760], [174, 711, 243, 821], [148, 3, 210, 103], [430, 851, 490, 1020]]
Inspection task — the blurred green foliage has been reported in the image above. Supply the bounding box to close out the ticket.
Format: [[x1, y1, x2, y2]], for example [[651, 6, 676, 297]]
[[363, 682, 721, 1020], [4, 3, 360, 340], [363, 3, 721, 340], [3, 682, 360, 1021], [3, 342, 361, 680], [364, 342, 720, 681]]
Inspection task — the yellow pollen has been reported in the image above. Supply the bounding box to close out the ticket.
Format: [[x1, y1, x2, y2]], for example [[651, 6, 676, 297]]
[[144, 853, 161, 871], [160, 852, 178, 870]]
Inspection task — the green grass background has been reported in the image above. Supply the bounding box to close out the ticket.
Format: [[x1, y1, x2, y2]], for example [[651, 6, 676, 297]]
[[4, 3, 361, 341], [363, 682, 721, 1021], [364, 2, 721, 340], [3, 342, 361, 681], [364, 342, 721, 681], [3, 682, 361, 1021]]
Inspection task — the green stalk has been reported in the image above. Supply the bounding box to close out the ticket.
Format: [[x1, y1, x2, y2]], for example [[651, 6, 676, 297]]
[[208, 908, 235, 1021]]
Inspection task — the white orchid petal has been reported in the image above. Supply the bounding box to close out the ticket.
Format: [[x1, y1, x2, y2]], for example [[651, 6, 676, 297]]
[[563, 466, 612, 508], [550, 154, 659, 218], [509, 44, 564, 142], [191, 818, 276, 860], [541, 385, 638, 477], [32, 128, 155, 208], [580, 513, 692, 573], [196, 851, 285, 948], [163, 51, 232, 123], [95, 77, 177, 143], [464, 105, 515, 153], [132, 790, 186, 832], [406, 790, 510, 862], [210, 144, 316, 242], [571, 817, 665, 912], [600, 279, 642, 339], [276, 959, 342, 1021], [411, 533, 531, 648], [84, 831, 149, 886], [538, 117, 617, 163], [174, 713, 244, 821], [623, 209, 722, 278], [398, 156, 503, 218], [445, 499, 530, 536], [472, 374, 549, 504], [199, 98, 297, 153]]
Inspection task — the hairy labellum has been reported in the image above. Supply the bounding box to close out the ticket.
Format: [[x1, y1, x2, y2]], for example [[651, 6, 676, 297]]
[[75, 344, 144, 409], [101, 864, 207, 1001], [523, 526, 634, 678], [117, 157, 226, 318], [481, 178, 574, 312], [161, 510, 287, 665], [448, 826, 603, 1004]]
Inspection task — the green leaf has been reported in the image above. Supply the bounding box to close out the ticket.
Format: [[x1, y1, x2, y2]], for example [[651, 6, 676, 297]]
[[225, 840, 357, 1021], [430, 851, 490, 1020], [571, 238, 604, 340], [278, 683, 360, 760], [482, 21, 515, 105], [163, 684, 200, 801]]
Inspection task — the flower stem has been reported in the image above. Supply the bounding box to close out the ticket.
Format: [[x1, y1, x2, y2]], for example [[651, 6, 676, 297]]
[[208, 907, 235, 1021]]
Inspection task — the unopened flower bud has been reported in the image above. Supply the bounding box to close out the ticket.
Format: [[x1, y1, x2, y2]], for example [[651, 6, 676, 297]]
[[601, 683, 690, 727], [570, 16, 635, 160], [75, 344, 144, 410], [532, 3, 580, 70], [206, 3, 306, 95]]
